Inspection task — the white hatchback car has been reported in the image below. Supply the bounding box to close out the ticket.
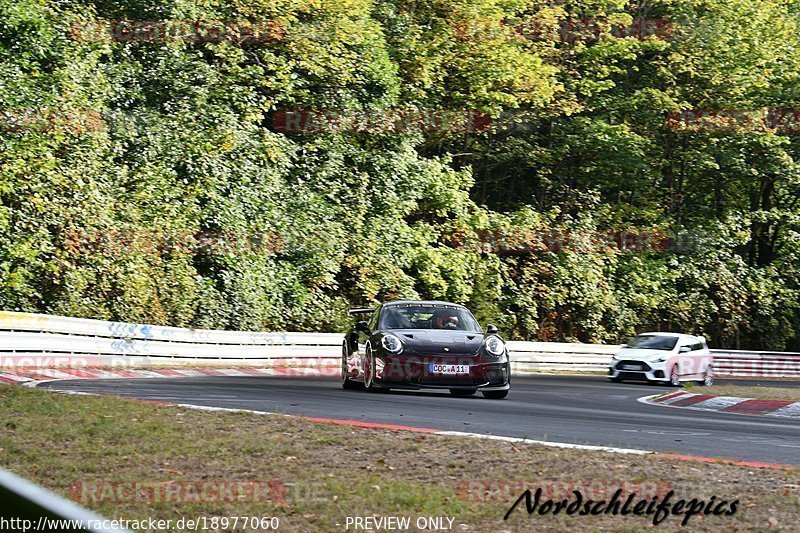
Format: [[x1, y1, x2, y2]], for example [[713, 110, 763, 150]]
[[608, 332, 713, 386]]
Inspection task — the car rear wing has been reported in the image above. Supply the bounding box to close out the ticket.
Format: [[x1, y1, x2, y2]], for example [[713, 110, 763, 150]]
[[348, 308, 374, 315]]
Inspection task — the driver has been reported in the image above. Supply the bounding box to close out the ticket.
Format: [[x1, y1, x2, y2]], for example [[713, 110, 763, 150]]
[[432, 309, 460, 330]]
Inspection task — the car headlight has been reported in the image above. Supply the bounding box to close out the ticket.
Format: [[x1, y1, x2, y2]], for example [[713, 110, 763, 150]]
[[381, 334, 403, 354], [654, 357, 666, 363], [612, 354, 619, 361], [484, 336, 505, 356]]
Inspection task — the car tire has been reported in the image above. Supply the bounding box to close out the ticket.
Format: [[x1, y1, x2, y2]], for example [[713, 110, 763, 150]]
[[450, 389, 477, 397], [698, 366, 714, 386], [364, 345, 376, 391], [670, 366, 681, 387], [482, 390, 509, 400], [341, 343, 363, 390], [363, 346, 389, 393]]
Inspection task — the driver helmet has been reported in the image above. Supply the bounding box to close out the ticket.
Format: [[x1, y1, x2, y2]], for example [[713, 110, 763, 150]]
[[432, 308, 460, 329]]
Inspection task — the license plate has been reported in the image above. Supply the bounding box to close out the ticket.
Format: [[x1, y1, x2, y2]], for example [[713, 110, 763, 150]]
[[429, 364, 469, 375], [620, 364, 639, 370]]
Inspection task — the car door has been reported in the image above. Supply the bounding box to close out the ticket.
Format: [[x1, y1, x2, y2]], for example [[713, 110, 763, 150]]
[[676, 337, 696, 378], [698, 337, 712, 375], [689, 337, 709, 378], [677, 336, 705, 379]]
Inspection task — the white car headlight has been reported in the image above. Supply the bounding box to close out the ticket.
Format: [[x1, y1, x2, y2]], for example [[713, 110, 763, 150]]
[[484, 336, 505, 356], [381, 334, 403, 354], [654, 357, 666, 363]]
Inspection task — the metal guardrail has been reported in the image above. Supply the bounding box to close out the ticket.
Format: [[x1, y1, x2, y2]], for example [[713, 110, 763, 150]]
[[711, 350, 800, 378], [0, 311, 341, 366], [507, 340, 617, 373], [0, 467, 129, 532], [0, 311, 342, 345], [1, 311, 799, 377]]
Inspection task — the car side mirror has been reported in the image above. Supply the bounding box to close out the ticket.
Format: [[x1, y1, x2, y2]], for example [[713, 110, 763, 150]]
[[485, 324, 498, 335], [355, 320, 370, 333], [679, 346, 691, 353]]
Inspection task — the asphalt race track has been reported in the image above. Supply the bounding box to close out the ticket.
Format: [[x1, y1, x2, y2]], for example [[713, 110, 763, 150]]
[[40, 375, 800, 466]]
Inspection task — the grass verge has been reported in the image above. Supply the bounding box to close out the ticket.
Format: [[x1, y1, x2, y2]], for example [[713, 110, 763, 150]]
[[1, 385, 799, 532], [695, 385, 800, 402]]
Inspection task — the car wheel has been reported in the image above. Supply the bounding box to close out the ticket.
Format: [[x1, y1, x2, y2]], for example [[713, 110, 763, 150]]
[[341, 343, 362, 390], [450, 389, 477, 397], [670, 366, 681, 387], [700, 366, 714, 386], [364, 346, 375, 390], [363, 346, 388, 392], [482, 390, 509, 400]]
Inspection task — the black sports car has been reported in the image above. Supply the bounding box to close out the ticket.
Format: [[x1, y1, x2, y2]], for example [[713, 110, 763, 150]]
[[341, 300, 510, 399]]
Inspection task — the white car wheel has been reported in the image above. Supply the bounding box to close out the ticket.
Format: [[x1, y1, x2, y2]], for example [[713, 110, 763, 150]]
[[341, 342, 362, 390], [364, 346, 375, 389], [670, 366, 681, 386], [703, 367, 714, 386], [364, 346, 387, 392]]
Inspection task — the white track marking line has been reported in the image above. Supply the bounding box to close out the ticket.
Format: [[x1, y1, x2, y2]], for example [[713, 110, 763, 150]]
[[432, 430, 651, 454], [166, 403, 653, 455]]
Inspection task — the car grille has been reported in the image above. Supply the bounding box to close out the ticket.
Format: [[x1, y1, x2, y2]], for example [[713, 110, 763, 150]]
[[615, 360, 652, 372]]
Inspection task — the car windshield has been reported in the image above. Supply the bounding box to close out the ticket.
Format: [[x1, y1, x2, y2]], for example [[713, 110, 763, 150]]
[[626, 335, 678, 351], [380, 305, 482, 332]]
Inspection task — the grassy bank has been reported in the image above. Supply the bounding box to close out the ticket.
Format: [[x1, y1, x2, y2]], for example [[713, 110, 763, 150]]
[[697, 385, 800, 402], [1, 385, 798, 531]]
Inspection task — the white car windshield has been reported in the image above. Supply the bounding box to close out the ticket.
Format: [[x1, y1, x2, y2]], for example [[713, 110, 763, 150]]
[[626, 335, 679, 351]]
